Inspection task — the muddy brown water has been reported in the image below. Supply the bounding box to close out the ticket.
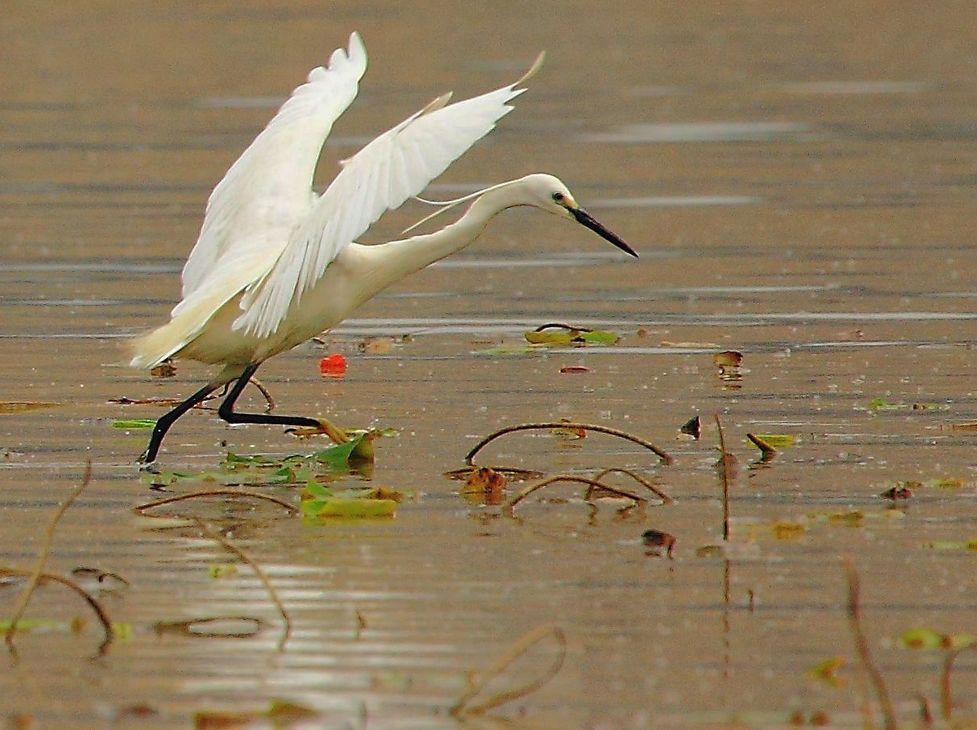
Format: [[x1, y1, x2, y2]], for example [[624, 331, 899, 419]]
[[4, 2, 977, 727]]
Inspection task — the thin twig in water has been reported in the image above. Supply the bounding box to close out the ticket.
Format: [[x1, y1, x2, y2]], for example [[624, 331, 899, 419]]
[[465, 422, 672, 466], [5, 461, 95, 647], [192, 518, 292, 649], [507, 475, 644, 512], [941, 644, 977, 722], [451, 625, 567, 718], [592, 467, 674, 503], [134, 490, 298, 516], [714, 414, 732, 541], [0, 568, 113, 654], [843, 558, 897, 730], [248, 376, 276, 413]]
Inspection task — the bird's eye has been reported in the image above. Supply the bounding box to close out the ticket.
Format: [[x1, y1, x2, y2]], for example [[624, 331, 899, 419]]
[[551, 191, 565, 203]]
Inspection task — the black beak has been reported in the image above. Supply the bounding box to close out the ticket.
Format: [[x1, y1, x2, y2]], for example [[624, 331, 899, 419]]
[[570, 207, 638, 258]]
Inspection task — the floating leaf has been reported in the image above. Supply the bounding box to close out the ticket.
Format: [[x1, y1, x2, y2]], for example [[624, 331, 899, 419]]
[[579, 329, 620, 345], [300, 482, 400, 519], [867, 398, 907, 412], [749, 433, 795, 448], [901, 628, 977, 650], [695, 545, 726, 558], [525, 329, 575, 345], [313, 431, 374, 466], [924, 539, 977, 551], [807, 656, 845, 686], [827, 511, 864, 527], [208, 564, 238, 579], [0, 401, 61, 414], [111, 418, 157, 430], [771, 522, 806, 540], [524, 325, 620, 346], [194, 700, 318, 728], [301, 495, 397, 519], [471, 344, 537, 357], [155, 616, 261, 638], [899, 628, 948, 649]]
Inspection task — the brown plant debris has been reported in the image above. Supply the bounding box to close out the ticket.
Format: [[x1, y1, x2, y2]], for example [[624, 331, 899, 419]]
[[4, 461, 114, 654], [642, 529, 676, 558], [679, 415, 701, 439], [842, 558, 897, 730], [451, 625, 567, 718], [941, 644, 977, 723], [746, 433, 777, 462], [715, 415, 734, 542], [193, 518, 291, 649], [134, 490, 298, 517], [506, 475, 646, 513], [465, 422, 673, 466], [463, 466, 508, 498], [591, 467, 674, 504]]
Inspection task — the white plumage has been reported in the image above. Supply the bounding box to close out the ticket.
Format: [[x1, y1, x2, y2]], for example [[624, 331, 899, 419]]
[[130, 32, 636, 463]]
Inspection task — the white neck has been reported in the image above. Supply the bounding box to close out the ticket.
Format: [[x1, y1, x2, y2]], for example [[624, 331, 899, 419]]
[[352, 178, 530, 294]]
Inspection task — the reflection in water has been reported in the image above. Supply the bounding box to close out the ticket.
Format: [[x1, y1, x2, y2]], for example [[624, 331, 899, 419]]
[[579, 121, 811, 144]]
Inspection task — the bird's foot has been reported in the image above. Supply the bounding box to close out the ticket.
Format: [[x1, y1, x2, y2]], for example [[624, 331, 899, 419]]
[[287, 418, 350, 444]]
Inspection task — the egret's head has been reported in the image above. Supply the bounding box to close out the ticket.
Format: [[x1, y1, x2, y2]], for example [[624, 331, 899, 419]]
[[521, 173, 638, 258]]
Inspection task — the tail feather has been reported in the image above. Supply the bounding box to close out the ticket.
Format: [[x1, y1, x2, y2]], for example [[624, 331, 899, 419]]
[[129, 318, 196, 369]]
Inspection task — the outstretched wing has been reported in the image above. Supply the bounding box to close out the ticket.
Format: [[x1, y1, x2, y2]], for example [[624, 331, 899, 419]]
[[232, 55, 543, 339], [174, 32, 368, 314]]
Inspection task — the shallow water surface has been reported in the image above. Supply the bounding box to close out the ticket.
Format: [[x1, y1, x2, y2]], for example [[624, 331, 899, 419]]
[[3, 2, 977, 727]]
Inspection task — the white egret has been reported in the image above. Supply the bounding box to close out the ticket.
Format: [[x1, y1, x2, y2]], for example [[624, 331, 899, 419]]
[[131, 32, 637, 463]]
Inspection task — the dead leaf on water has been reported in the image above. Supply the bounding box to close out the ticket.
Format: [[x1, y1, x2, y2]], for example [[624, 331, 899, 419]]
[[771, 521, 806, 540], [358, 336, 396, 354], [879, 485, 913, 500], [0, 401, 62, 414], [713, 350, 743, 368], [150, 361, 176, 378], [559, 364, 591, 374], [695, 545, 726, 558], [463, 466, 507, 500], [679, 415, 701, 440], [193, 700, 319, 729], [642, 529, 675, 558], [155, 616, 262, 638], [551, 420, 587, 440]]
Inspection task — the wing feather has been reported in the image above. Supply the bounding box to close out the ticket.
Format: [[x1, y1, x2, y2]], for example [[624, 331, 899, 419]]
[[234, 75, 534, 338], [175, 32, 367, 311]]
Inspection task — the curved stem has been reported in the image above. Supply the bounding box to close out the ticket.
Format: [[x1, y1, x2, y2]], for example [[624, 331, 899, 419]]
[[465, 422, 672, 466]]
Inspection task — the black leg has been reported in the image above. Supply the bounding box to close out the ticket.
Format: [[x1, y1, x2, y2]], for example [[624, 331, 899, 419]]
[[217, 363, 323, 430], [139, 380, 223, 464]]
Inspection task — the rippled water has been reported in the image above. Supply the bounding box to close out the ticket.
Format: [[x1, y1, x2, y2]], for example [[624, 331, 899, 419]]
[[4, 2, 977, 728]]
